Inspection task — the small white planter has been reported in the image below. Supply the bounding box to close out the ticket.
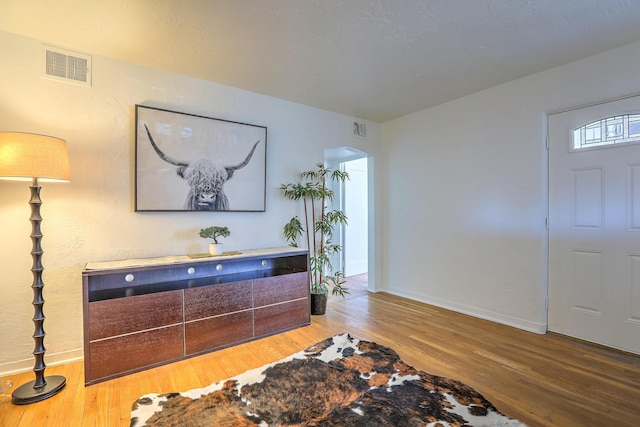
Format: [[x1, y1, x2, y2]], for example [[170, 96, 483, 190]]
[[209, 243, 224, 255]]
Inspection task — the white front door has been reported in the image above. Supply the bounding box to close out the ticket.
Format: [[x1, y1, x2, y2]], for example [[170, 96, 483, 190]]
[[548, 96, 640, 354]]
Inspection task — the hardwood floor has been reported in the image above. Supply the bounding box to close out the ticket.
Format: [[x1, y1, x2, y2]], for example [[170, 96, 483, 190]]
[[1, 290, 639, 426], [342, 272, 369, 300]]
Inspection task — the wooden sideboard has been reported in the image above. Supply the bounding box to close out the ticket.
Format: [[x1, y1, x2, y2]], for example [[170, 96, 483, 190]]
[[82, 247, 310, 385]]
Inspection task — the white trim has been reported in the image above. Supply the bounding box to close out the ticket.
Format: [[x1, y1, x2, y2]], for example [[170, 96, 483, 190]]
[[0, 349, 83, 377], [384, 287, 547, 334]]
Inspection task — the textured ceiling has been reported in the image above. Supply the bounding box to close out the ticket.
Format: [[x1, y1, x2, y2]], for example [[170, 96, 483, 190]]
[[2, 0, 640, 122]]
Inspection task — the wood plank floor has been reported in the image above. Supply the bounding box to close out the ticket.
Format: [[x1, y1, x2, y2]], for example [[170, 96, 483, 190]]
[[1, 289, 639, 426]]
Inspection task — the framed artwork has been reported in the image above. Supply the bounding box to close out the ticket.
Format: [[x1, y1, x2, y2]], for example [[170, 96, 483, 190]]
[[135, 105, 267, 212]]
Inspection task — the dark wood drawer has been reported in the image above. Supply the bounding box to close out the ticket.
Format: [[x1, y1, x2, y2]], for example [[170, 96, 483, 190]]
[[83, 249, 310, 384], [253, 272, 309, 307], [87, 325, 183, 381], [183, 280, 252, 321], [89, 290, 183, 341], [184, 310, 253, 355], [254, 298, 310, 337]]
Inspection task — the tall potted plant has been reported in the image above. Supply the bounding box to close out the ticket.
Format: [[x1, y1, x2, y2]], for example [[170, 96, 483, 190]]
[[281, 163, 349, 314]]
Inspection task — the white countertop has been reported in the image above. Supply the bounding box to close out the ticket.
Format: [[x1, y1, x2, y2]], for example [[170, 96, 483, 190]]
[[84, 246, 307, 271]]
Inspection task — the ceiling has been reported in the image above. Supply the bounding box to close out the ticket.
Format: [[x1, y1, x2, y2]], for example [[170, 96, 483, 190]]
[[3, 0, 640, 123]]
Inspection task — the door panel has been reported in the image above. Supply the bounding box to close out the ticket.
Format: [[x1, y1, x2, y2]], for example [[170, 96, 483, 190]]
[[548, 96, 640, 354], [572, 168, 603, 228]]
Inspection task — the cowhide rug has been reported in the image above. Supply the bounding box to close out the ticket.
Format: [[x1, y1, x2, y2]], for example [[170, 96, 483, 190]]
[[131, 333, 526, 426]]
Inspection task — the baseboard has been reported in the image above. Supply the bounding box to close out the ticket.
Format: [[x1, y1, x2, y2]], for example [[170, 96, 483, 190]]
[[0, 348, 83, 377], [383, 287, 547, 334]]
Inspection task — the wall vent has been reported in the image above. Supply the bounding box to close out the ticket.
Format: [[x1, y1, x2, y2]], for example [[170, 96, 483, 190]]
[[43, 45, 92, 86], [353, 121, 367, 138]]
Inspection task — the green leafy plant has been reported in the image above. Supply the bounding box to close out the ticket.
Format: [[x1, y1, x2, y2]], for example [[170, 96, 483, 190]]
[[281, 163, 349, 297], [198, 226, 230, 244]]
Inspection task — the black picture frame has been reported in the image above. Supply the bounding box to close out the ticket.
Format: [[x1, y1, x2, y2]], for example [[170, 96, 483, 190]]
[[135, 105, 267, 212]]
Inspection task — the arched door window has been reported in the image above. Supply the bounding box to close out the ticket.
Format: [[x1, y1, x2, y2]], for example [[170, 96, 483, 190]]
[[573, 114, 640, 150]]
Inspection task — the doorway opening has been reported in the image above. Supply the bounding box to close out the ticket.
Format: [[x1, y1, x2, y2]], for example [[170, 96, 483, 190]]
[[324, 147, 371, 298]]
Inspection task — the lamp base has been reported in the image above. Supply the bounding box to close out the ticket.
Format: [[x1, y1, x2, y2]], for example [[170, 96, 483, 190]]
[[11, 375, 66, 405]]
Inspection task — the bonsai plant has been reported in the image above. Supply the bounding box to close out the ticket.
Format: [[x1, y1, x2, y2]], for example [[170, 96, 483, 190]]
[[281, 163, 349, 314], [199, 226, 230, 255]]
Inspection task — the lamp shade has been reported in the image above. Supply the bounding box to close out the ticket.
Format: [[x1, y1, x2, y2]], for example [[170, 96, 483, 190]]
[[0, 132, 70, 182]]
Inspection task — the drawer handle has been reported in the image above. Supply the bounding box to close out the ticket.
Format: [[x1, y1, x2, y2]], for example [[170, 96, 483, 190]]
[[125, 274, 135, 283], [187, 267, 195, 275], [261, 260, 268, 267], [216, 264, 223, 271]]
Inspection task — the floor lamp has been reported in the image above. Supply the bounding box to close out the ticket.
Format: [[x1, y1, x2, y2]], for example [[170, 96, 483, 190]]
[[0, 132, 70, 404]]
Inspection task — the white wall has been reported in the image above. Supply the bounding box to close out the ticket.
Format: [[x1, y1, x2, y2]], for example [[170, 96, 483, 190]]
[[381, 40, 640, 333], [0, 30, 381, 375]]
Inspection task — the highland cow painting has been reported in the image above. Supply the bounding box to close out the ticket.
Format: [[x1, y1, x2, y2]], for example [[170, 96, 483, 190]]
[[135, 105, 267, 212]]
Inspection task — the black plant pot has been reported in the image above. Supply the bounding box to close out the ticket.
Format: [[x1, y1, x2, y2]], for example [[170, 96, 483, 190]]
[[310, 293, 328, 315]]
